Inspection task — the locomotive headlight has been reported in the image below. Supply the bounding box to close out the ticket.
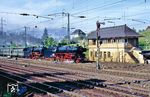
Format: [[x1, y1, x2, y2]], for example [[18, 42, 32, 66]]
[[52, 53, 55, 57]]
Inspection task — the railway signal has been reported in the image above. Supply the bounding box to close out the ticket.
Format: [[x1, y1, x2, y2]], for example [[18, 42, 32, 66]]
[[96, 21, 105, 70]]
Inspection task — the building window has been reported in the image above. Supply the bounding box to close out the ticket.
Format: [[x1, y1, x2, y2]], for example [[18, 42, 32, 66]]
[[108, 52, 111, 57], [119, 39, 123, 43], [113, 39, 116, 43], [116, 39, 118, 43], [92, 40, 96, 45], [95, 51, 97, 57], [90, 51, 93, 57], [104, 52, 106, 59], [108, 39, 111, 43], [99, 40, 102, 45], [103, 40, 106, 43], [125, 39, 128, 43], [118, 39, 123, 43]]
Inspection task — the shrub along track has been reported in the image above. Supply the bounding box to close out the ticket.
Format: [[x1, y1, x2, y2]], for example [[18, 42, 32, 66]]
[[0, 58, 149, 97]]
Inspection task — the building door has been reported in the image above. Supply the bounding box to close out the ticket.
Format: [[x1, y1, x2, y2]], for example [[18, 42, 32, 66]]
[[92, 51, 95, 61], [104, 52, 106, 61], [90, 51, 94, 61]]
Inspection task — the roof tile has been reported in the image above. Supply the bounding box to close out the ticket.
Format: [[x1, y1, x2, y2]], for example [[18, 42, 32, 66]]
[[87, 25, 141, 39]]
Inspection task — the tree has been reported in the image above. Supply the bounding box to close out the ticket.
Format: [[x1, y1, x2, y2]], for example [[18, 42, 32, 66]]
[[58, 36, 68, 46], [58, 39, 68, 46], [44, 37, 57, 47], [42, 28, 48, 42], [139, 30, 150, 50], [138, 29, 142, 32], [132, 27, 136, 32], [10, 41, 17, 48]]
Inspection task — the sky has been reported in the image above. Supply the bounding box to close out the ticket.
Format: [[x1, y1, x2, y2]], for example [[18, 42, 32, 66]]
[[0, 0, 150, 38]]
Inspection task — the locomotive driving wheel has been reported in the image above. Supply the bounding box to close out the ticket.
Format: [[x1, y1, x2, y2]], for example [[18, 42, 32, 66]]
[[75, 59, 80, 63]]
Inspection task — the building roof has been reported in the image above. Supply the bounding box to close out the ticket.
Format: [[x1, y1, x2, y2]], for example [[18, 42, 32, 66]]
[[71, 29, 86, 35], [87, 24, 141, 39], [146, 26, 150, 31]]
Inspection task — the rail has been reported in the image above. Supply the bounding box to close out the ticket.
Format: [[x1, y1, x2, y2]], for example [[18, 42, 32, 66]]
[[0, 73, 58, 97], [0, 58, 149, 97]]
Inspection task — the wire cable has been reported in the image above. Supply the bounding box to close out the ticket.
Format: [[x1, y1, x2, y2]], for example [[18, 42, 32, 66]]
[[72, 0, 127, 15]]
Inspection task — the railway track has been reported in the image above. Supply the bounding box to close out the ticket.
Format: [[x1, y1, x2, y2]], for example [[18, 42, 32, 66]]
[[0, 59, 147, 97], [0, 72, 60, 97], [0, 67, 105, 97], [3, 58, 150, 79], [0, 69, 84, 97]]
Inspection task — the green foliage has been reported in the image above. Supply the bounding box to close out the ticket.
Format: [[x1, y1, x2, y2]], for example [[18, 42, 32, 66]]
[[42, 28, 48, 42], [44, 37, 57, 48], [84, 48, 89, 59], [9, 41, 18, 48], [139, 30, 150, 50], [139, 39, 145, 46], [58, 39, 68, 46], [10, 43, 17, 48]]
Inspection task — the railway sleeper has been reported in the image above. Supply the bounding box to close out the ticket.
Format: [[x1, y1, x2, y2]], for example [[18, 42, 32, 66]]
[[97, 83, 107, 88], [0, 71, 26, 82], [65, 81, 94, 89], [0, 70, 64, 93], [106, 85, 148, 97], [86, 80, 107, 87], [1, 70, 84, 97], [118, 81, 131, 85], [74, 81, 94, 89], [122, 80, 148, 85], [0, 73, 59, 97], [44, 82, 75, 91], [29, 83, 63, 94], [77, 80, 106, 88], [133, 80, 141, 84]]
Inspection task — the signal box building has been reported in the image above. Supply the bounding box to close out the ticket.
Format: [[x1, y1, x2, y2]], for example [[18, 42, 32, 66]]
[[87, 24, 144, 63]]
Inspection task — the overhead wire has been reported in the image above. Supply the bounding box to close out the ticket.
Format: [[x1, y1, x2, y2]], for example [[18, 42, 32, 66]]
[[0, 0, 128, 31], [2, 13, 54, 33], [69, 0, 149, 29], [72, 0, 127, 15], [53, 0, 128, 28], [69, 0, 147, 25], [1, 0, 149, 35]]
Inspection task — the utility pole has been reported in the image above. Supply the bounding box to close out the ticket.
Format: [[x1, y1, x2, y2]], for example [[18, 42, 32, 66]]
[[62, 12, 70, 45], [62, 12, 85, 45], [1, 17, 6, 46], [48, 12, 85, 45], [24, 26, 27, 48], [1, 17, 4, 36], [96, 21, 105, 70], [67, 13, 70, 45]]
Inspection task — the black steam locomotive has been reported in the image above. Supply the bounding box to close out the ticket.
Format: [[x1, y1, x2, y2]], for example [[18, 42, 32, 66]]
[[24, 46, 86, 63]]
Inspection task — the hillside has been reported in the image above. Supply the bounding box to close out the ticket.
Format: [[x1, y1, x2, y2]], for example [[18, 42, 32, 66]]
[[0, 33, 42, 47], [139, 30, 150, 50]]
